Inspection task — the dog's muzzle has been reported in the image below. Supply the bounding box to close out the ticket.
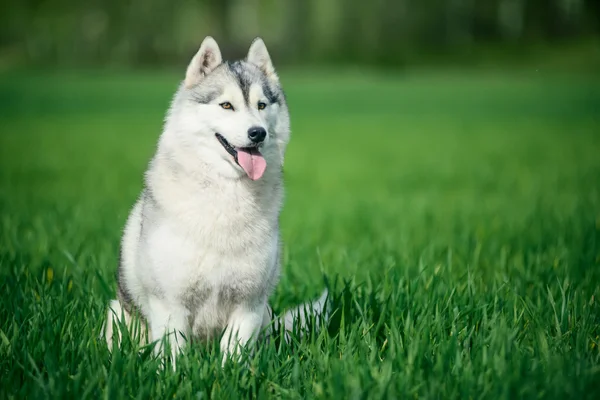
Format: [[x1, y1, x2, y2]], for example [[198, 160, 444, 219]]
[[215, 133, 238, 162]]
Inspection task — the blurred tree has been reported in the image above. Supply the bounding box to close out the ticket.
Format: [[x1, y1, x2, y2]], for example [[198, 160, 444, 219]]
[[0, 0, 597, 68], [584, 0, 600, 32], [284, 0, 312, 63], [376, 0, 410, 66], [207, 0, 233, 50]]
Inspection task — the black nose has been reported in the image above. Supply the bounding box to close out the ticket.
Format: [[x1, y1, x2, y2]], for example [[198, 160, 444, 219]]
[[248, 126, 266, 143]]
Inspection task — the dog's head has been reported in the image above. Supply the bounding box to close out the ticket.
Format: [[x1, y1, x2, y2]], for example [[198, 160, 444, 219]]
[[162, 36, 290, 181]]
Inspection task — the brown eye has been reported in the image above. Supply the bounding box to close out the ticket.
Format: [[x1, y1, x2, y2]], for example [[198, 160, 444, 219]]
[[220, 102, 234, 110], [258, 102, 267, 110]]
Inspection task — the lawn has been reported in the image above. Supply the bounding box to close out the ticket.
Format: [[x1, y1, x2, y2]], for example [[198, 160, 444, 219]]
[[0, 68, 599, 399]]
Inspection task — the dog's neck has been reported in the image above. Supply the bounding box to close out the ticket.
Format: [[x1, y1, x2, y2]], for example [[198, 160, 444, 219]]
[[145, 147, 283, 224]]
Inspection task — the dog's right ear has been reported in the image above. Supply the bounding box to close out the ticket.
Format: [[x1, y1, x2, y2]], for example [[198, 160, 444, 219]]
[[247, 37, 278, 83], [185, 36, 222, 88]]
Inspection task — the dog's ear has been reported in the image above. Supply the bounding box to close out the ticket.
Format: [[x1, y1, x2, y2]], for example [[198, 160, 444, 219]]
[[185, 36, 222, 88], [247, 38, 278, 83]]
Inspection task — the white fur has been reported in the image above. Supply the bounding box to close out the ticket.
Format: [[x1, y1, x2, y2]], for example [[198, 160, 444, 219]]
[[102, 37, 326, 365]]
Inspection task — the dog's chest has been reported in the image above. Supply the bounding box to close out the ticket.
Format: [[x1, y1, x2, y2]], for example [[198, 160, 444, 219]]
[[140, 178, 281, 334], [143, 206, 279, 303]]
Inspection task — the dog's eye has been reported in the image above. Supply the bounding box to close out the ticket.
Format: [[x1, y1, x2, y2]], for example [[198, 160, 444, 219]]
[[257, 102, 267, 110], [220, 102, 234, 111]]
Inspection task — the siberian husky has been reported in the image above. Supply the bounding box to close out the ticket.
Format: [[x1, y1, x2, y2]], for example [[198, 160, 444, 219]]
[[102, 36, 327, 364]]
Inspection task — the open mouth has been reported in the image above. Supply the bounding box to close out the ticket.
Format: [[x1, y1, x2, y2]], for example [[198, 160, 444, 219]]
[[215, 133, 267, 181]]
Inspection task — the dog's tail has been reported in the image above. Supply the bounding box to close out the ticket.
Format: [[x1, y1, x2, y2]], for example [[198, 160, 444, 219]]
[[275, 289, 329, 338]]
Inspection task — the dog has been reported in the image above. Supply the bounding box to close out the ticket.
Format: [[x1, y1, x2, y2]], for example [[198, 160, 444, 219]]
[[102, 36, 327, 364]]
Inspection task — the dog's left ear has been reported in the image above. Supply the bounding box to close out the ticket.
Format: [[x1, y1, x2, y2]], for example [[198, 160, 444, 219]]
[[247, 38, 278, 83], [185, 36, 222, 88]]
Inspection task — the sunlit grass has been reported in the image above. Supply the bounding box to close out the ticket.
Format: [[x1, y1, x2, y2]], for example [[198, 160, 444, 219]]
[[1, 69, 599, 398]]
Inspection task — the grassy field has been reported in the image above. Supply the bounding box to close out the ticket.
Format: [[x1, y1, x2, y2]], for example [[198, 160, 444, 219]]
[[0, 68, 599, 399]]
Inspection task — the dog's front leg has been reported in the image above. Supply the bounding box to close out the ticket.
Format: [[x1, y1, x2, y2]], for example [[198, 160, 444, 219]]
[[220, 302, 266, 363], [147, 297, 188, 368]]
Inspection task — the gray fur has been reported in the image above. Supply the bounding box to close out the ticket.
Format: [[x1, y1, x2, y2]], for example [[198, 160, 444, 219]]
[[190, 88, 221, 104], [180, 280, 213, 313]]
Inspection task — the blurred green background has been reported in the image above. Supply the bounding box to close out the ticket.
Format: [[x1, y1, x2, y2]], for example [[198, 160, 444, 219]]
[[1, 0, 599, 70]]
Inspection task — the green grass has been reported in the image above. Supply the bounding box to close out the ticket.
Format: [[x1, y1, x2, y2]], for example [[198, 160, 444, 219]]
[[1, 68, 599, 399]]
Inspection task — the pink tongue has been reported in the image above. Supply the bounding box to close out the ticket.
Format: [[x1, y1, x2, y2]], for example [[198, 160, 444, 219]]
[[236, 148, 267, 180]]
